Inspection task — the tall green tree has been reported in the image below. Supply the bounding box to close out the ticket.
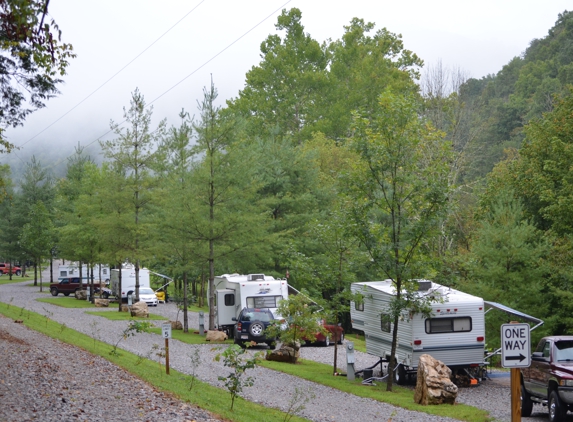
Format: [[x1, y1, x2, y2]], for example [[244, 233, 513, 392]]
[[345, 90, 452, 391], [187, 82, 264, 330], [12, 156, 54, 280], [100, 88, 166, 301], [226, 8, 328, 144], [20, 201, 55, 288], [153, 110, 196, 331]]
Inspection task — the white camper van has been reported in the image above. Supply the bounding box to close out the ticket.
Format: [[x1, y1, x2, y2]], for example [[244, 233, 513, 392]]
[[58, 263, 111, 282], [351, 280, 486, 384], [212, 273, 289, 335], [110, 264, 151, 300]]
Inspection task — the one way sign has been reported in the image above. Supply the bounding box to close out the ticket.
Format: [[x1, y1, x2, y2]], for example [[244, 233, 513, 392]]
[[501, 323, 531, 368]]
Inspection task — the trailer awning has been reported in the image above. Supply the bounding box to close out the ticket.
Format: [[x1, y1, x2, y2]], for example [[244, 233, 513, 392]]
[[484, 301, 544, 331]]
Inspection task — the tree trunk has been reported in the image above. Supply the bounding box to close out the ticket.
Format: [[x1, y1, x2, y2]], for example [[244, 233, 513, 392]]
[[183, 272, 189, 333]]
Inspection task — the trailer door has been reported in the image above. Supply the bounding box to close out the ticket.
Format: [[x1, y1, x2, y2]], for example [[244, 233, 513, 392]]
[[216, 289, 237, 327]]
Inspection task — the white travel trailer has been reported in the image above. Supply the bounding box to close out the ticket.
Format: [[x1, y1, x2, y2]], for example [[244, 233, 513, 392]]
[[351, 279, 486, 384], [58, 263, 111, 281], [212, 273, 289, 335], [110, 264, 151, 299]]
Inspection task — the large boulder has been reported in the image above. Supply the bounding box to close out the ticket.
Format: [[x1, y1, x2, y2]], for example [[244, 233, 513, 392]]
[[266, 342, 300, 364], [94, 299, 109, 307], [75, 290, 87, 300], [130, 301, 149, 318], [205, 330, 227, 342], [414, 354, 458, 405], [170, 320, 183, 330]]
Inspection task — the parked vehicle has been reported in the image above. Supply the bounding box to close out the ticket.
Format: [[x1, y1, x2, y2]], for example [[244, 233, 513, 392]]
[[110, 264, 151, 300], [58, 263, 110, 282], [50, 278, 105, 297], [138, 287, 158, 307], [232, 307, 277, 349], [351, 279, 487, 384], [212, 273, 289, 336], [0, 263, 21, 276], [521, 336, 573, 421], [311, 320, 344, 347]]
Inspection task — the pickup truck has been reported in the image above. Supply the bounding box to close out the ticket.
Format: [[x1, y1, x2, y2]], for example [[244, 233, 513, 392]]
[[50, 278, 109, 298], [522, 335, 573, 421]]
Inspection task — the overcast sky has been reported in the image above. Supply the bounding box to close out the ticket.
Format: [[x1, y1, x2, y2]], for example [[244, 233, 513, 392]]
[[3, 0, 571, 168]]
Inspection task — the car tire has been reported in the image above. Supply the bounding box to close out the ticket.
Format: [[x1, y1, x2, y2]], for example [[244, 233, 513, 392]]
[[102, 292, 110, 299], [320, 336, 330, 347], [50, 288, 58, 297], [549, 390, 565, 422], [267, 342, 276, 350], [15, 270, 21, 276], [394, 364, 407, 385], [234, 337, 245, 348], [521, 384, 533, 417], [248, 321, 265, 337], [63, 293, 70, 297]]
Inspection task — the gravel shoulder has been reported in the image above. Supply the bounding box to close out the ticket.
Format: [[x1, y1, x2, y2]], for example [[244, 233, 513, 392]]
[[0, 278, 555, 422]]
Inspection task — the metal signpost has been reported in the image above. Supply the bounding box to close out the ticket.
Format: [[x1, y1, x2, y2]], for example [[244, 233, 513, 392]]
[[501, 322, 531, 422], [162, 323, 172, 375]]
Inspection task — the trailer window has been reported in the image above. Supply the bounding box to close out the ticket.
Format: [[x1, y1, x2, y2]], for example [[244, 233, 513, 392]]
[[355, 302, 364, 312], [224, 294, 235, 307], [247, 295, 282, 308], [425, 317, 472, 334], [380, 313, 391, 333]]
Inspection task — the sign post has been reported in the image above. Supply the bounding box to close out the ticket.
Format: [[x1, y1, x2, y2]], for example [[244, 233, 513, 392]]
[[162, 323, 172, 375], [501, 322, 531, 422]]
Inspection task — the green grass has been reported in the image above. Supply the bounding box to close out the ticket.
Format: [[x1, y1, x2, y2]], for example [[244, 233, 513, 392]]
[[37, 297, 98, 308], [259, 358, 493, 422], [86, 311, 168, 321], [345, 332, 366, 353], [0, 302, 307, 422], [0, 275, 34, 285]]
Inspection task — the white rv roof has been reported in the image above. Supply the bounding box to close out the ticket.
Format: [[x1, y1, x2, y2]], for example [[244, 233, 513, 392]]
[[353, 280, 483, 304], [217, 274, 277, 283]]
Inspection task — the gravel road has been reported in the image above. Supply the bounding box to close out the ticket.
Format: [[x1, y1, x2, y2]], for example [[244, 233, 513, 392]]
[[0, 276, 558, 422]]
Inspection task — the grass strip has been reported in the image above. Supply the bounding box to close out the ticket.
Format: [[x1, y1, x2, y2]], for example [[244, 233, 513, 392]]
[[259, 358, 492, 422], [86, 310, 168, 321], [0, 302, 308, 422]]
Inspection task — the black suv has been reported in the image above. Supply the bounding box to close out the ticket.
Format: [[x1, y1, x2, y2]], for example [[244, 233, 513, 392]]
[[232, 308, 276, 349]]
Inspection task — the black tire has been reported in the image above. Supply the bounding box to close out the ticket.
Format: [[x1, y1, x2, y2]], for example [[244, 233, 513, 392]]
[[320, 336, 330, 347], [102, 292, 110, 299], [549, 390, 565, 422], [521, 385, 533, 417], [15, 270, 21, 276], [394, 364, 407, 385], [338, 333, 344, 345], [234, 337, 245, 348], [267, 342, 276, 350], [63, 293, 70, 297], [50, 288, 58, 297], [248, 321, 265, 337]]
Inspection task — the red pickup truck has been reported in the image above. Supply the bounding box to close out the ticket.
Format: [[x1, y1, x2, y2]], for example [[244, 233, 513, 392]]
[[0, 263, 21, 276], [49, 278, 108, 298], [521, 335, 573, 421]]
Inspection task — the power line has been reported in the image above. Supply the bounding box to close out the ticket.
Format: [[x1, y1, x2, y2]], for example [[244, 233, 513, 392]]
[[14, 0, 207, 150], [44, 0, 292, 172]]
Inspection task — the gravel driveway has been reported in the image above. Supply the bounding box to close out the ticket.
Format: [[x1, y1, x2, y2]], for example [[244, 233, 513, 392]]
[[0, 277, 557, 422]]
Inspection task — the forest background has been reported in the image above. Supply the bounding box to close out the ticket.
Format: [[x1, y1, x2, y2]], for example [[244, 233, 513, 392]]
[[2, 7, 573, 348]]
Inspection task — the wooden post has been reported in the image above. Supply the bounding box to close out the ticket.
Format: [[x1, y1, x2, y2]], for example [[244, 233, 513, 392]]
[[511, 367, 521, 421], [165, 338, 170, 375], [509, 320, 521, 422]]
